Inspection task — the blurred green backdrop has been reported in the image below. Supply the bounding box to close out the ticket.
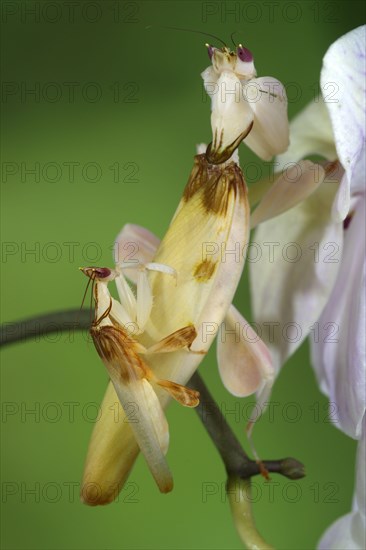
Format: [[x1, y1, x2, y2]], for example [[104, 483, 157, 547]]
[[1, 1, 365, 549]]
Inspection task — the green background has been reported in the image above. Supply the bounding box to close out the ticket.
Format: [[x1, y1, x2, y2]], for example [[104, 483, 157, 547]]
[[1, 1, 364, 548]]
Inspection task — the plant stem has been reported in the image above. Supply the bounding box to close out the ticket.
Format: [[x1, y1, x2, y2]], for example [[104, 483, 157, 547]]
[[190, 371, 305, 480], [1, 309, 305, 481]]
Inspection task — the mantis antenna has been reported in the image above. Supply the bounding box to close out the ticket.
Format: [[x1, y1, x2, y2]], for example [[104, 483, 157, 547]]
[[146, 25, 227, 47]]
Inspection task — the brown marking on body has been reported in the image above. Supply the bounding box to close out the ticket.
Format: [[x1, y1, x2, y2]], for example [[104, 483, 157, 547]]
[[147, 325, 197, 354], [193, 259, 218, 282], [156, 379, 200, 407], [91, 325, 147, 383], [206, 121, 254, 165], [91, 322, 200, 415], [92, 322, 200, 408], [182, 154, 247, 217]]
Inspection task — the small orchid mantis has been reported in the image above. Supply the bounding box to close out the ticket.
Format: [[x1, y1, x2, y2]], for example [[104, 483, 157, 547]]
[[202, 42, 289, 164], [81, 263, 199, 492]]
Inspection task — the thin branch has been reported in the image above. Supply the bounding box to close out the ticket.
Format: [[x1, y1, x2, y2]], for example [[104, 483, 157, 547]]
[[0, 309, 87, 345], [190, 372, 305, 480], [0, 309, 305, 481], [189, 372, 249, 473]]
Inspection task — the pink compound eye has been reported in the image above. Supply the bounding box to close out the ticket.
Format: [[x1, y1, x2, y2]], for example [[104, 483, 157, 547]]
[[237, 45, 253, 62], [94, 267, 111, 279], [207, 44, 214, 60]]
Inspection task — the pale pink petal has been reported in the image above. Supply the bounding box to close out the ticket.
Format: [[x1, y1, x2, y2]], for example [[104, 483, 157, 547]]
[[321, 26, 366, 200], [243, 76, 289, 161], [217, 304, 274, 397], [311, 194, 366, 438], [251, 161, 325, 227], [250, 180, 343, 376], [114, 223, 160, 264], [114, 224, 159, 283]]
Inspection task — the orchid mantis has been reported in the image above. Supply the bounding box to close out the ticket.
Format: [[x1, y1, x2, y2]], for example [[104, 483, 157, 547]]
[[202, 42, 289, 164], [81, 263, 199, 492]]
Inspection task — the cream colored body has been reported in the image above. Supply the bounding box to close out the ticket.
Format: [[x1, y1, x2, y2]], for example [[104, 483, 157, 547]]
[[82, 155, 250, 502]]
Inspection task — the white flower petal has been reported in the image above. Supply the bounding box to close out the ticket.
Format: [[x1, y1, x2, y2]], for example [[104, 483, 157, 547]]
[[331, 171, 351, 223], [250, 179, 343, 375], [349, 144, 366, 194], [318, 512, 365, 550], [276, 97, 337, 169], [217, 304, 274, 397], [318, 418, 366, 549], [251, 160, 326, 227], [243, 76, 289, 161], [321, 25, 366, 197], [311, 194, 366, 438]]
